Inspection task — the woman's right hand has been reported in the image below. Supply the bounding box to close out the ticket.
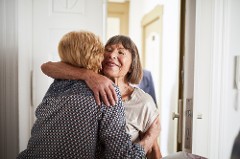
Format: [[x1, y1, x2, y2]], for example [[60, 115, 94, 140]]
[[85, 70, 118, 106], [41, 61, 118, 106]]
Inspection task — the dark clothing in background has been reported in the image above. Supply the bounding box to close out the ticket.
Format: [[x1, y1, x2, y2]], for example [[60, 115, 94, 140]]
[[138, 69, 157, 104], [231, 130, 240, 159]]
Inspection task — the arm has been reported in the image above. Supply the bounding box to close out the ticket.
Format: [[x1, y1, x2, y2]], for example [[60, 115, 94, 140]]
[[146, 140, 162, 159], [138, 117, 161, 155], [99, 87, 146, 158], [144, 118, 162, 159], [41, 61, 117, 106]]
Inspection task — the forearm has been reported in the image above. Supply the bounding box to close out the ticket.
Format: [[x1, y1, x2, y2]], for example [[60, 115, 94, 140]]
[[138, 132, 155, 154], [41, 61, 89, 80], [139, 117, 161, 153], [41, 61, 117, 106], [146, 140, 162, 159]]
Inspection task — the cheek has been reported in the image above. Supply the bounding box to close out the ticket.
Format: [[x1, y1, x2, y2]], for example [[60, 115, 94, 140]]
[[121, 57, 132, 71]]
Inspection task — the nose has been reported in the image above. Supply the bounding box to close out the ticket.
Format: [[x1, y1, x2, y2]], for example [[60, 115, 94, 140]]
[[106, 49, 117, 59]]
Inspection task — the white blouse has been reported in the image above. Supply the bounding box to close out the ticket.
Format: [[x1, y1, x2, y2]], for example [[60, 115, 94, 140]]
[[124, 87, 159, 142]]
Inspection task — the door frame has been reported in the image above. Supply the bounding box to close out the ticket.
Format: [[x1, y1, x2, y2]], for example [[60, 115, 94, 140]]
[[141, 4, 165, 146], [107, 1, 129, 37], [18, 0, 33, 152], [1, 0, 19, 158], [179, 0, 196, 153], [141, 5, 163, 67]]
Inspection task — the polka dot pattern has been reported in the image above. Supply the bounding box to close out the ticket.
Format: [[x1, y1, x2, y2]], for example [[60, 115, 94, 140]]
[[17, 80, 145, 159]]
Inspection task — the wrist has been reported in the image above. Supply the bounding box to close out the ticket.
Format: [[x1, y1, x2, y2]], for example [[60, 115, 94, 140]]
[[80, 69, 93, 81], [139, 135, 152, 153]]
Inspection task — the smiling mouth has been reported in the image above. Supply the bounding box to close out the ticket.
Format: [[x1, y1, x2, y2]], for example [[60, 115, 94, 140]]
[[105, 61, 121, 68]]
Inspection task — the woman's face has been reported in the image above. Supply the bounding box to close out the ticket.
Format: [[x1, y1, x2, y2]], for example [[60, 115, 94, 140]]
[[102, 43, 132, 81]]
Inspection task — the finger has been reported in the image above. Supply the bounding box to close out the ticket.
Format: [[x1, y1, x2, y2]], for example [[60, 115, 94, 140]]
[[99, 90, 110, 106], [93, 91, 101, 106], [105, 88, 116, 106], [109, 84, 118, 103]]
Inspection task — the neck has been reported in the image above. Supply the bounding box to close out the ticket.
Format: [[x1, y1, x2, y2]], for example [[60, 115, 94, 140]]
[[114, 78, 133, 102], [113, 77, 128, 92]]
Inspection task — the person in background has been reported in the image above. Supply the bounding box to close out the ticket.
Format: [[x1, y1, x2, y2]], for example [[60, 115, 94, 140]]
[[41, 35, 162, 159], [17, 31, 159, 159], [138, 69, 157, 105], [231, 130, 240, 159]]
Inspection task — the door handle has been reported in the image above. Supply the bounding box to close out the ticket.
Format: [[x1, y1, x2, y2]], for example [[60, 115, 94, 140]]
[[172, 99, 183, 144], [172, 112, 180, 120], [171, 100, 183, 144]]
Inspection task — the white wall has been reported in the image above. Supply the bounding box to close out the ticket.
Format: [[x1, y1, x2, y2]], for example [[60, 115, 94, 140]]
[[219, 0, 240, 158], [129, 0, 181, 156], [193, 0, 240, 158], [18, 0, 33, 152]]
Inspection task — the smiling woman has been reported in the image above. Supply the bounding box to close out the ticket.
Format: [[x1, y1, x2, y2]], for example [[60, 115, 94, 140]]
[[41, 34, 162, 158], [102, 35, 141, 88], [18, 31, 154, 159]]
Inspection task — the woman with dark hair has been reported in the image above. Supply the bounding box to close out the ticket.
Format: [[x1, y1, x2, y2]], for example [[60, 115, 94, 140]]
[[18, 31, 156, 159], [42, 35, 162, 158]]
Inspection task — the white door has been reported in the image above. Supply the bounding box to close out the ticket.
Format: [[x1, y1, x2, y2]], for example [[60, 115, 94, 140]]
[[31, 0, 106, 123]]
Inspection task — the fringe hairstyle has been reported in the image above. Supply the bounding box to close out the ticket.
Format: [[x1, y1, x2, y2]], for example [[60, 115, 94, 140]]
[[105, 35, 143, 84]]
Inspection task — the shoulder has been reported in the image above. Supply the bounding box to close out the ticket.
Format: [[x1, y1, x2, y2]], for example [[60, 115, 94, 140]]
[[132, 87, 155, 107], [129, 87, 159, 132], [46, 79, 92, 96], [143, 69, 151, 75], [133, 87, 152, 100]]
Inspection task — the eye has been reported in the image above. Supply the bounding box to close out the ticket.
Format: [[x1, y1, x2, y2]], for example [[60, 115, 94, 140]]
[[118, 51, 125, 55]]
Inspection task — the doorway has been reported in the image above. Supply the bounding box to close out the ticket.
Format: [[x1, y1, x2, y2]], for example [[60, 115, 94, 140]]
[[178, 0, 196, 152], [107, 1, 129, 39], [141, 4, 164, 142]]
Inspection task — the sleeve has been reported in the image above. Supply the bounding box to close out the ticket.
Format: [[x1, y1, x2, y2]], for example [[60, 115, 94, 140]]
[[147, 71, 157, 104], [141, 94, 159, 133], [98, 86, 146, 159]]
